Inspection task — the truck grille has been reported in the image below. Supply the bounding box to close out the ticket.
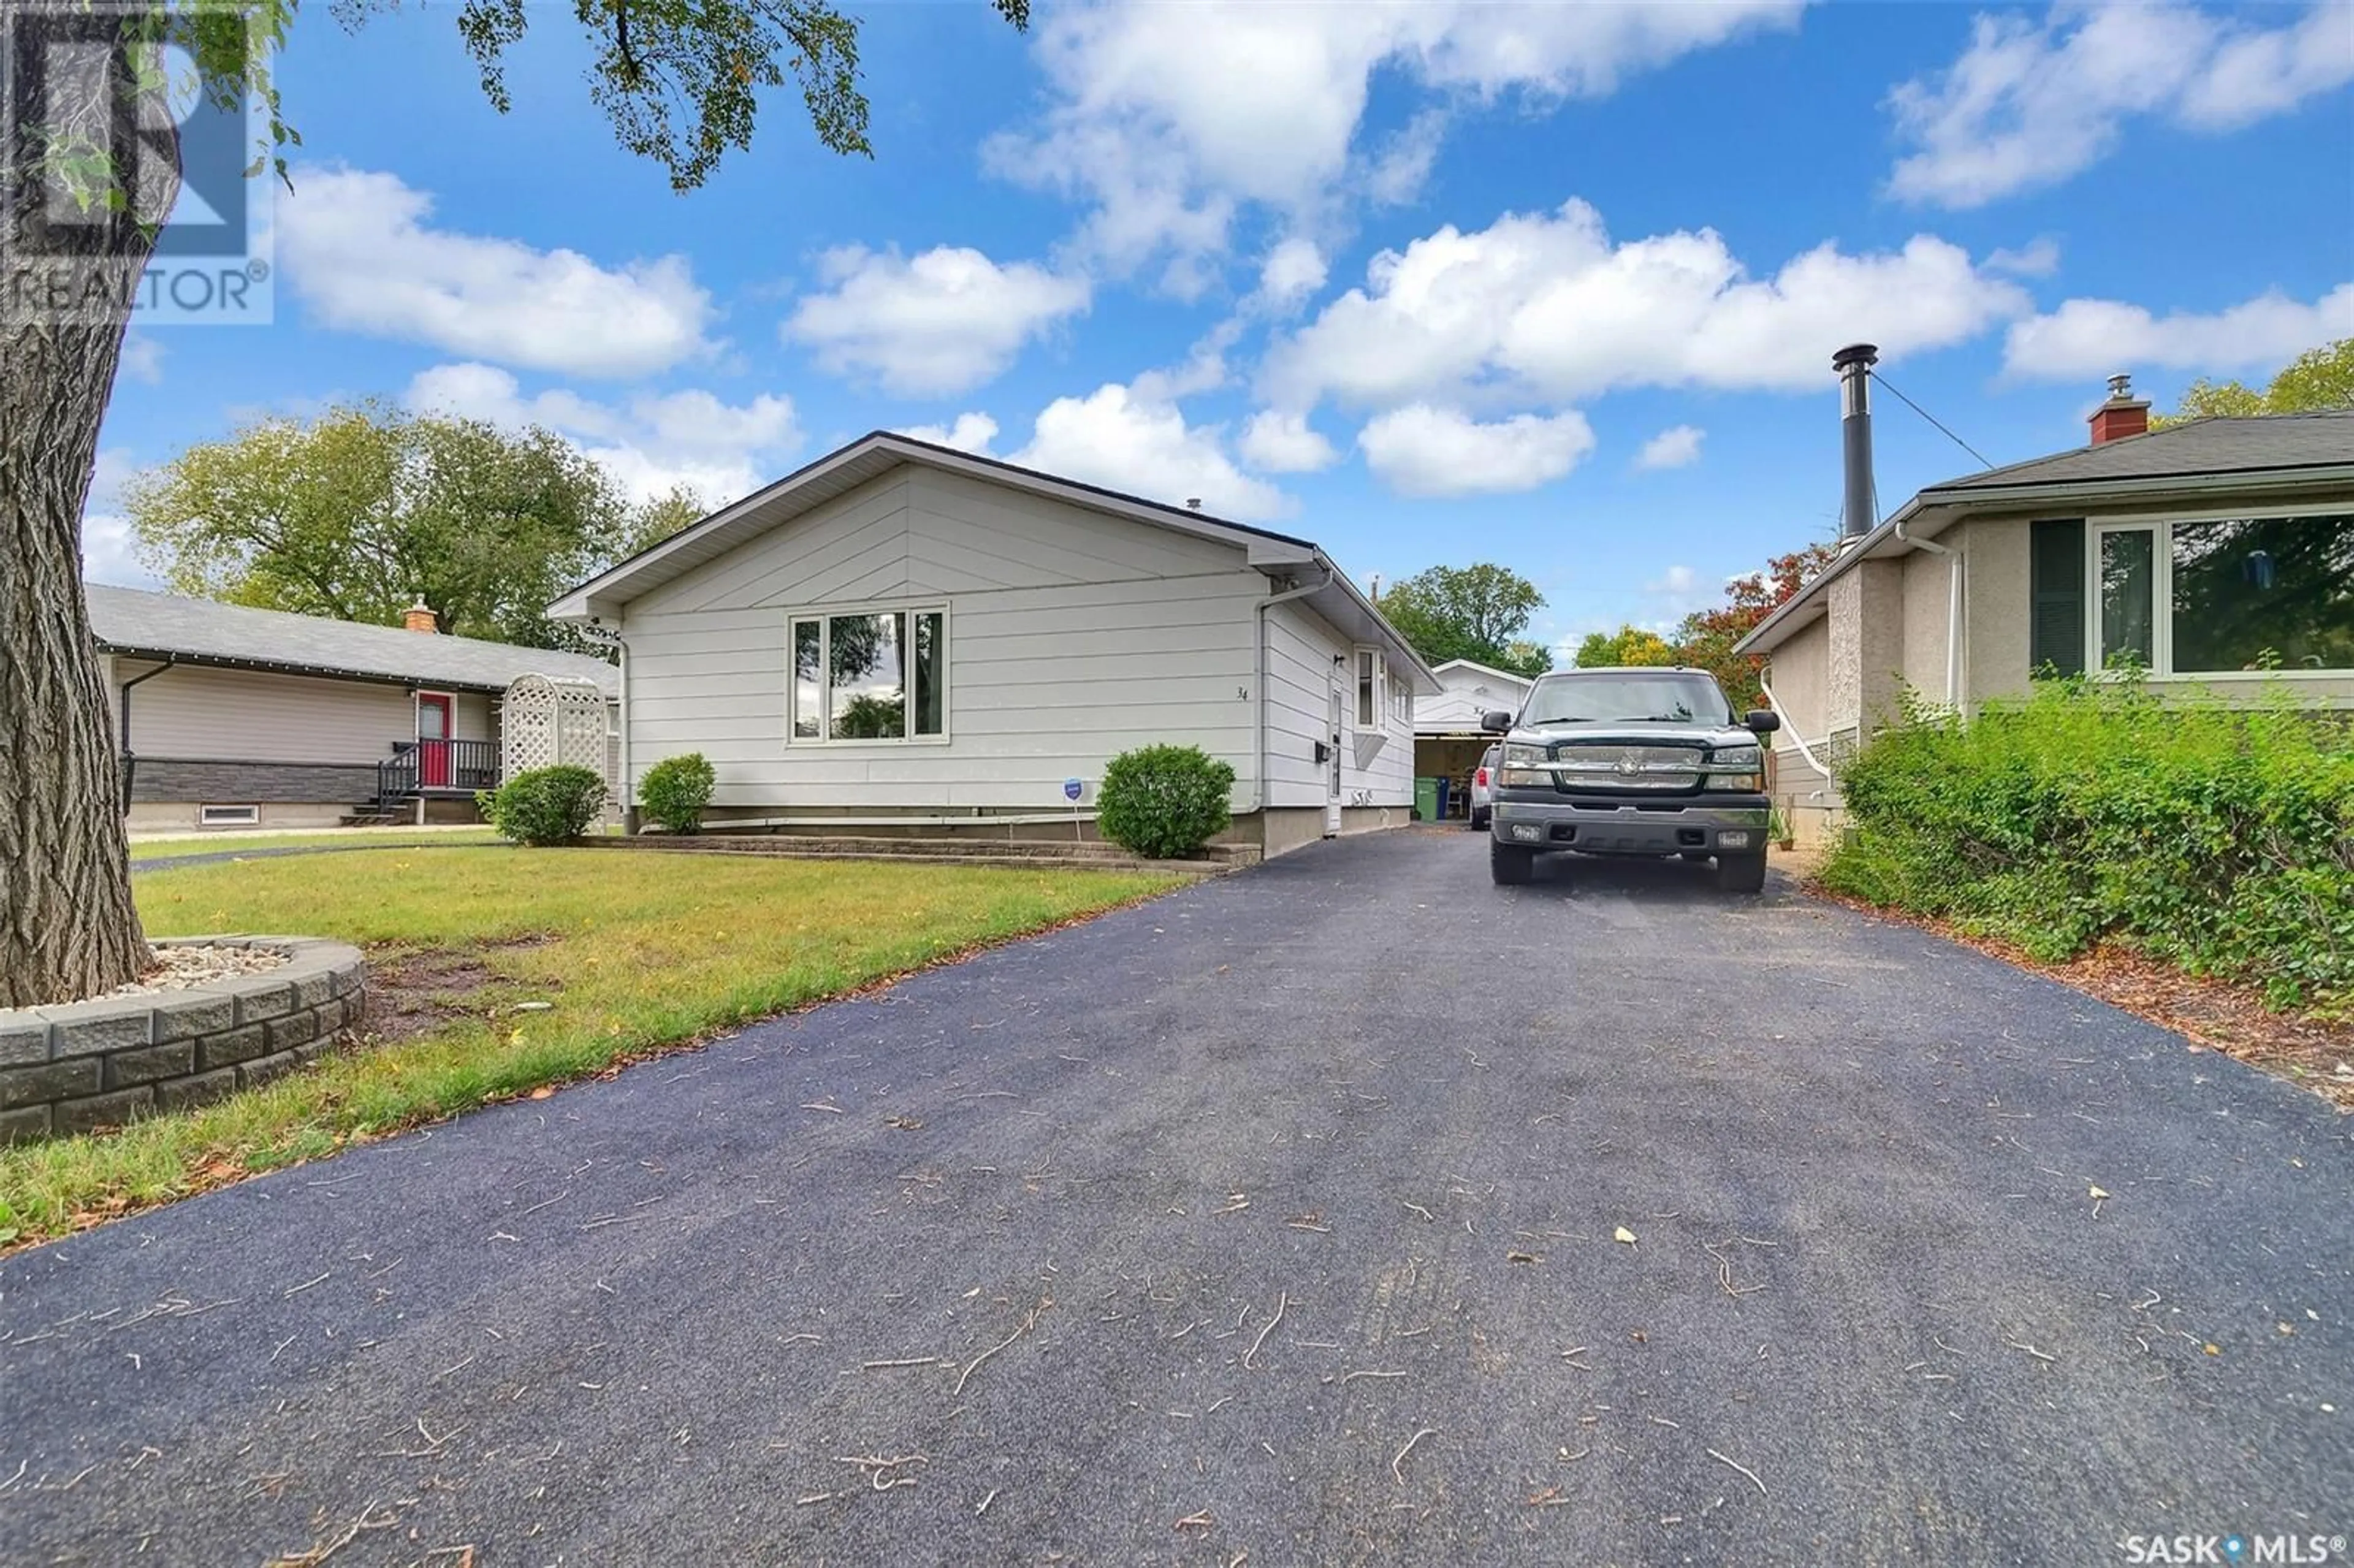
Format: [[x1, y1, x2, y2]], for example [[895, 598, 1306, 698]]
[[1548, 744, 1703, 793]]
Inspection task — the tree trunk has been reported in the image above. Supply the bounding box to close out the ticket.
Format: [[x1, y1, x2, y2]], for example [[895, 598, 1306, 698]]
[[0, 13, 166, 1005]]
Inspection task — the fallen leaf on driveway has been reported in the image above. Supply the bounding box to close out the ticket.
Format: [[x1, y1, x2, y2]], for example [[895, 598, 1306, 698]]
[[2088, 1185, 2111, 1200], [1613, 1227, 1638, 1245], [527, 1087, 555, 1100], [1507, 1251, 1540, 1264]]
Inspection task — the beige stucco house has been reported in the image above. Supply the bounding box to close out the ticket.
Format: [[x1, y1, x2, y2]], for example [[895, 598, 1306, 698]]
[[1737, 387, 2354, 843], [547, 432, 1438, 856], [90, 586, 620, 831]]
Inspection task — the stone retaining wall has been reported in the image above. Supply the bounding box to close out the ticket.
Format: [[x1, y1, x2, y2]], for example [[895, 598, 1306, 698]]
[[0, 938, 365, 1144]]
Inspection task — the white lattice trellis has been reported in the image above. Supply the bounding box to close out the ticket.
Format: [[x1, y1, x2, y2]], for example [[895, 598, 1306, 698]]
[[501, 674, 610, 782]]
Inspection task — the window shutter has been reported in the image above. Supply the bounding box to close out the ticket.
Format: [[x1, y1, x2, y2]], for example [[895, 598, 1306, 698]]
[[2028, 519, 2085, 677]]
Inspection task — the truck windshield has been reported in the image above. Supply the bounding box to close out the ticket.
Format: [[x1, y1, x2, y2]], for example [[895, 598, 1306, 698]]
[[1518, 672, 1733, 726]]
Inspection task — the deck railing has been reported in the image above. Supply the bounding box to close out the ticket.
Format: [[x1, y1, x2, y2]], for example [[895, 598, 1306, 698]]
[[378, 738, 500, 802]]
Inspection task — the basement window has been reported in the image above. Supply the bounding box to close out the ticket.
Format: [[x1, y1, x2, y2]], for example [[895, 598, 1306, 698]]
[[200, 804, 259, 826]]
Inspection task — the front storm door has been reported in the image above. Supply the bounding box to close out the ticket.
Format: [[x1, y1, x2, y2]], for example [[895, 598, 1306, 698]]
[[417, 693, 453, 787], [1325, 668, 1344, 837]]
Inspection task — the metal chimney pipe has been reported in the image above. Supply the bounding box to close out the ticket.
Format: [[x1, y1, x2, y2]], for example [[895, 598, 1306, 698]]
[[1832, 343, 1879, 539]]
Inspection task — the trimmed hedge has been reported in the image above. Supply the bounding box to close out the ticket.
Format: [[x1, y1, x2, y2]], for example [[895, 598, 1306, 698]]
[[639, 752, 717, 834], [1819, 678, 2354, 1014], [479, 765, 608, 846], [1096, 745, 1235, 860]]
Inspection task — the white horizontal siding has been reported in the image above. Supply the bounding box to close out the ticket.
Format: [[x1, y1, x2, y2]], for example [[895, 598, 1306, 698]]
[[1261, 603, 1414, 811], [119, 661, 418, 766], [620, 466, 1269, 810]]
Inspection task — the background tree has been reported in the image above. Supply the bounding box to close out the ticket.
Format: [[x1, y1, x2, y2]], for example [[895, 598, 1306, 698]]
[[0, 0, 1028, 1007], [1669, 541, 1842, 712], [623, 485, 709, 558], [2155, 338, 2353, 428], [125, 405, 693, 653], [1378, 563, 1552, 677], [1572, 626, 1678, 668]]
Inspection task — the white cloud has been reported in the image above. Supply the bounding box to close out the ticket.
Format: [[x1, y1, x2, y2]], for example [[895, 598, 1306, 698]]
[[118, 332, 166, 384], [1255, 237, 1330, 313], [1010, 382, 1288, 520], [2003, 283, 2354, 381], [1357, 405, 1594, 498], [1886, 3, 2354, 208], [1647, 564, 1699, 594], [897, 413, 1000, 454], [80, 449, 159, 587], [278, 166, 714, 378], [986, 1, 1804, 277], [1636, 424, 1705, 470], [1984, 238, 2061, 277], [1263, 199, 2027, 413], [784, 245, 1089, 397], [1367, 108, 1449, 207], [405, 363, 799, 506], [1238, 410, 1341, 474]]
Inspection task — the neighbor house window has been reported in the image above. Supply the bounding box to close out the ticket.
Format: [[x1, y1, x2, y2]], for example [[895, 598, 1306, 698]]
[[2088, 514, 2353, 676], [1354, 647, 1385, 728], [789, 607, 947, 742], [200, 804, 259, 826]]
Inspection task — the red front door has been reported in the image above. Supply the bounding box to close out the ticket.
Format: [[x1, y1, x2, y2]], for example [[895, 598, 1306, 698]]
[[417, 694, 453, 787]]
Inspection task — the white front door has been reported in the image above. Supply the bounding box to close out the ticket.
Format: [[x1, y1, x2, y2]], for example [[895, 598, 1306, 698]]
[[1325, 665, 1344, 836]]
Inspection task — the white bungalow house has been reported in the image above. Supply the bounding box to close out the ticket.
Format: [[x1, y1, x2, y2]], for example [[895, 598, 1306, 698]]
[[1411, 658, 1536, 816], [547, 433, 1439, 857]]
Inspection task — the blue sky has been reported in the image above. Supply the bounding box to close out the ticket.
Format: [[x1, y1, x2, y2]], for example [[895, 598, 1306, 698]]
[[88, 0, 2354, 657]]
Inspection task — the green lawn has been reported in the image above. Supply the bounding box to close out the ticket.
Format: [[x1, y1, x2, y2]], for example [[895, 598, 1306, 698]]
[[0, 848, 1180, 1247], [129, 828, 507, 860]]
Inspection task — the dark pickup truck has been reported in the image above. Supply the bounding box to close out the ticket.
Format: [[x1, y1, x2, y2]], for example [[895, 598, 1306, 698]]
[[1482, 666, 1780, 892]]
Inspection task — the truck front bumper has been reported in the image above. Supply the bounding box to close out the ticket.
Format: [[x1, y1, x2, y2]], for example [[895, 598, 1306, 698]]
[[1490, 793, 1769, 856]]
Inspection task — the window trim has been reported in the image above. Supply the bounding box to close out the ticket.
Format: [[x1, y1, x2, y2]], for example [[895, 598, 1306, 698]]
[[785, 601, 953, 746], [2084, 506, 2354, 681], [199, 804, 260, 826], [1353, 645, 1386, 730]]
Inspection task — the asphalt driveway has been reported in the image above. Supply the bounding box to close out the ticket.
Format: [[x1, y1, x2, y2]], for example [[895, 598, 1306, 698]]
[[4, 831, 2348, 1565]]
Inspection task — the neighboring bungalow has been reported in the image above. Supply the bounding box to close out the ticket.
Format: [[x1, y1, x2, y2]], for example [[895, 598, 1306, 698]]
[[90, 585, 620, 831], [1737, 375, 2354, 843], [546, 432, 1438, 856], [1412, 658, 1536, 818]]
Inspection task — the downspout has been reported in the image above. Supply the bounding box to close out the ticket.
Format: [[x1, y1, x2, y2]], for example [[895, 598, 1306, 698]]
[[1894, 517, 1962, 710], [617, 631, 634, 835], [1758, 661, 1835, 803], [1249, 566, 1335, 816], [116, 656, 176, 812]]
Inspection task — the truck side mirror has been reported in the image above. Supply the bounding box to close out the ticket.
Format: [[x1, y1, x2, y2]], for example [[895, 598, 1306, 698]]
[[1744, 709, 1781, 734], [1480, 710, 1514, 733]]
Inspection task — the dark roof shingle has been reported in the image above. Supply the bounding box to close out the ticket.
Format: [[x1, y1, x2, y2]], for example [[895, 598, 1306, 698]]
[[85, 585, 619, 696], [1922, 409, 2354, 494]]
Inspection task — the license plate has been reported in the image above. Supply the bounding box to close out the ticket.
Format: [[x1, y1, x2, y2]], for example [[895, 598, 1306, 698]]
[[1719, 830, 1751, 849]]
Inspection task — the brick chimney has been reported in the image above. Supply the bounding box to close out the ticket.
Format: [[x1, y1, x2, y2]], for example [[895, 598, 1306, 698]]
[[403, 602, 438, 634], [2089, 373, 2150, 445]]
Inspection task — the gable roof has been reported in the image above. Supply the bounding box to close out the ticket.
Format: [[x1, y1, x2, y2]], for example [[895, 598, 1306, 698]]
[[1430, 658, 1537, 688], [546, 430, 1441, 693], [1735, 410, 2354, 658], [86, 584, 620, 697]]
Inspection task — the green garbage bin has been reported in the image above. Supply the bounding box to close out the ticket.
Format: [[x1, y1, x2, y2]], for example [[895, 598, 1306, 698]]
[[1414, 777, 1439, 822]]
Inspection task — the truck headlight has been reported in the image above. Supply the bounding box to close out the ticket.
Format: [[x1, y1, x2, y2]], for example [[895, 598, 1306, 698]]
[[1706, 745, 1762, 770], [1499, 742, 1551, 787]]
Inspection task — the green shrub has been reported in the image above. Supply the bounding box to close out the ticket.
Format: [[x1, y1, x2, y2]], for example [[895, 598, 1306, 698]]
[[639, 752, 717, 834], [478, 765, 608, 846], [1820, 677, 2354, 1013], [1096, 745, 1236, 860]]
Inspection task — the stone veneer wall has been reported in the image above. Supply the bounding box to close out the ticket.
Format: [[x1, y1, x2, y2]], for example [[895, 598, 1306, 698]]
[[0, 938, 365, 1144]]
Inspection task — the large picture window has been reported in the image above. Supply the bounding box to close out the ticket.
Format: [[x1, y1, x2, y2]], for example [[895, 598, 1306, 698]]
[[789, 607, 947, 743], [2090, 514, 2353, 677]]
